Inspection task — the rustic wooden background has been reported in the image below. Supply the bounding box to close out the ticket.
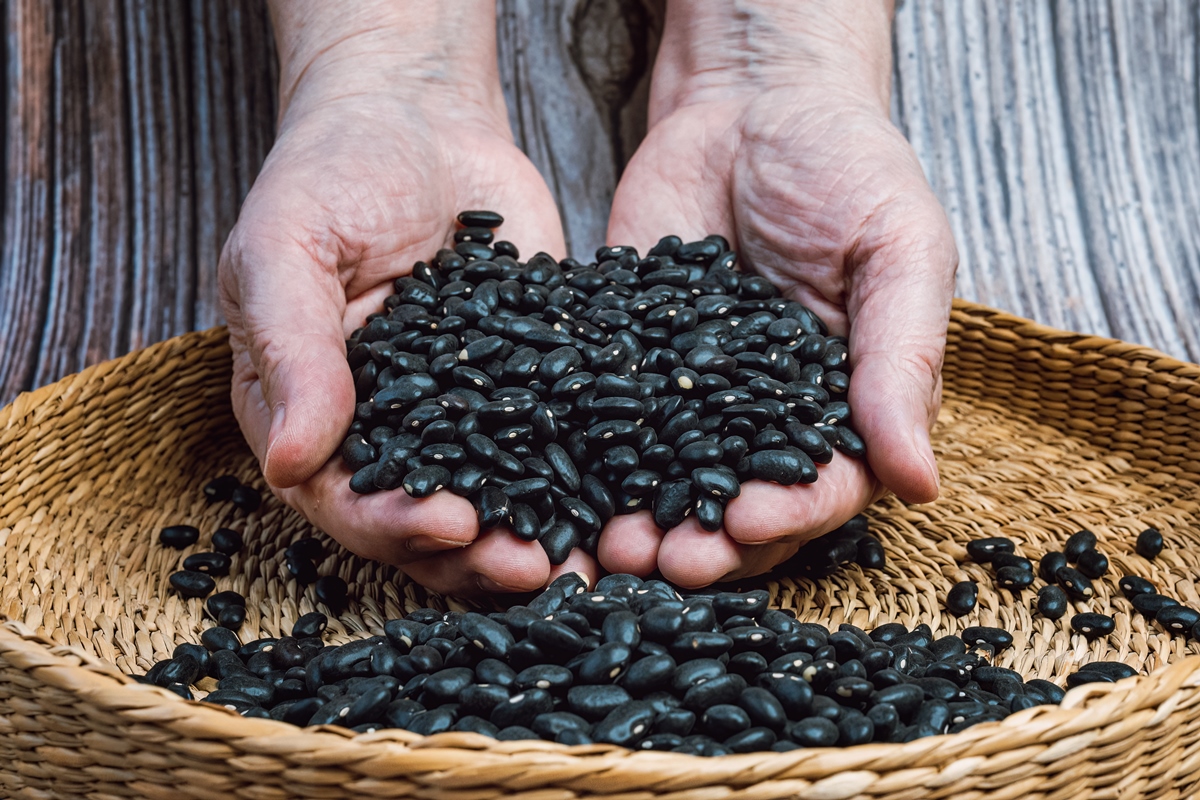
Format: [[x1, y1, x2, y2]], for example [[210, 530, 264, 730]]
[[3, 0, 1199, 407]]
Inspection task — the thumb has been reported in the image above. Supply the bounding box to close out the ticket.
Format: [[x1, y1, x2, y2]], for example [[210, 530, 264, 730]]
[[846, 221, 957, 505], [220, 231, 355, 489]]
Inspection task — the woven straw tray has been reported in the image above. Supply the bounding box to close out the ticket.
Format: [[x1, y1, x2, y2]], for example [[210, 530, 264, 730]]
[[2, 299, 1200, 800]]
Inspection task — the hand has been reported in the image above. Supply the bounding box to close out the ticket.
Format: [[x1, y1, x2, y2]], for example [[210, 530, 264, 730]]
[[599, 0, 957, 587], [219, 1, 598, 596]]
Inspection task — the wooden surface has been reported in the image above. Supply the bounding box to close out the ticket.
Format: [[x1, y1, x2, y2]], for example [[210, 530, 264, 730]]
[[3, 0, 1199, 407]]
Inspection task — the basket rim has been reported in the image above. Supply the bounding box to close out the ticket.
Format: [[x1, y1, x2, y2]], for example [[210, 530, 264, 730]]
[[5, 299, 1200, 779]]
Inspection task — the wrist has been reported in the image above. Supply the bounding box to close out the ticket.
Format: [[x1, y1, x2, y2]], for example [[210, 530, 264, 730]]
[[651, 0, 894, 118], [267, 0, 508, 132]]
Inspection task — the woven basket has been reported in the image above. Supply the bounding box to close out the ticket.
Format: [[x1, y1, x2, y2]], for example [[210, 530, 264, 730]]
[[3, 299, 1200, 800]]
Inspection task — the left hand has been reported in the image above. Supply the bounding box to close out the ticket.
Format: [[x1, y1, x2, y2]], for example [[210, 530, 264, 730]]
[[599, 0, 958, 587]]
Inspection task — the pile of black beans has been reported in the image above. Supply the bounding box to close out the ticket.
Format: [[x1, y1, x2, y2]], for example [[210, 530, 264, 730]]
[[341, 211, 863, 561], [141, 571, 1094, 755]]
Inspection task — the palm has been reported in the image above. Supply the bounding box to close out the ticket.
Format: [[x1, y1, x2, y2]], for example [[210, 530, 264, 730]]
[[602, 90, 954, 587], [221, 97, 584, 596]]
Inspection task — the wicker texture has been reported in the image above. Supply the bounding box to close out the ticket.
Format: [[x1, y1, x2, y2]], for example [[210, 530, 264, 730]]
[[2, 300, 1200, 799]]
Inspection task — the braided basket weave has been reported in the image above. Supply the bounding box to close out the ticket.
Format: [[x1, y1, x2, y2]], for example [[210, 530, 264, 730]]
[[3, 299, 1200, 799]]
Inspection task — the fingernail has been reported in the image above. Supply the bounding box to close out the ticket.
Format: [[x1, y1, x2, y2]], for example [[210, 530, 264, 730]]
[[477, 575, 525, 593], [912, 421, 940, 497], [406, 535, 470, 554]]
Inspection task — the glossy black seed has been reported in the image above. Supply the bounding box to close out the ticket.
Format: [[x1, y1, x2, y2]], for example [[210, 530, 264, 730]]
[[1064, 529, 1097, 562], [315, 575, 349, 613], [995, 566, 1035, 591], [183, 551, 232, 577], [458, 210, 504, 228], [1075, 548, 1109, 579], [292, 612, 328, 638], [990, 552, 1034, 572], [160, 525, 200, 549], [855, 536, 886, 570], [1070, 613, 1115, 640], [1036, 585, 1069, 620], [460, 612, 516, 658], [1155, 604, 1200, 634], [1055, 566, 1094, 600], [1119, 575, 1156, 599], [211, 528, 244, 556], [1039, 551, 1068, 583], [218, 604, 247, 630], [1136, 527, 1164, 559], [965, 537, 1015, 563], [206, 591, 246, 618], [203, 475, 240, 503], [285, 554, 318, 585], [788, 716, 839, 746], [961, 626, 1014, 651], [1130, 593, 1179, 620], [945, 581, 978, 617], [169, 570, 215, 598], [230, 485, 263, 512]]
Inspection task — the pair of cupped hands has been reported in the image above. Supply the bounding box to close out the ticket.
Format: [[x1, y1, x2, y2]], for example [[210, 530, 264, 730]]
[[219, 2, 957, 597]]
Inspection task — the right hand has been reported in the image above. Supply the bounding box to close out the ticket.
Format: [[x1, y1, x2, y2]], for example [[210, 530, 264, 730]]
[[219, 3, 597, 596]]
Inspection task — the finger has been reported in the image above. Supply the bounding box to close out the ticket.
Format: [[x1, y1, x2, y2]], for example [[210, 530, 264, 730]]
[[277, 458, 478, 565], [401, 526, 552, 597], [848, 204, 957, 504], [596, 511, 664, 577], [723, 455, 881, 545], [547, 549, 599, 589], [220, 231, 355, 490], [658, 517, 807, 589]]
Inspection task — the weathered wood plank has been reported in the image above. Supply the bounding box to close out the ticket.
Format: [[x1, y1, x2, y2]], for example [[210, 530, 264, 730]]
[[893, 0, 1200, 361], [3, 0, 1200, 411]]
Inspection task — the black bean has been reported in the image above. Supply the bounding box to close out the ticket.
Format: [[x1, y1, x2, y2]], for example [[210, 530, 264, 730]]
[[855, 536, 887, 570], [965, 537, 1015, 563], [285, 554, 318, 585], [459, 612, 516, 659], [1119, 575, 1156, 599], [1072, 548, 1108, 579], [230, 485, 262, 513], [160, 525, 200, 549], [217, 604, 246, 630], [788, 716, 838, 746], [210, 528, 244, 556], [457, 210, 504, 228], [995, 566, 1035, 591], [1038, 551, 1068, 583], [961, 626, 1013, 651], [1064, 529, 1097, 562], [315, 575, 349, 613], [169, 570, 215, 599], [292, 612, 329, 638], [203, 475, 240, 503], [1155, 605, 1200, 634], [1070, 613, 1115, 640], [206, 590, 246, 619], [1055, 566, 1094, 600], [1036, 585, 1069, 620], [183, 551, 232, 577], [945, 581, 978, 616], [1130, 593, 1178, 620], [1136, 527, 1164, 559]]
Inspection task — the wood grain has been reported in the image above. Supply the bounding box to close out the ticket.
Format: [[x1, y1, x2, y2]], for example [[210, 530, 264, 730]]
[[2, 0, 1199, 408]]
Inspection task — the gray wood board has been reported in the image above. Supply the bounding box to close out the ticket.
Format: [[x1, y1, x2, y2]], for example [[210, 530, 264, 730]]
[[3, 0, 1198, 408]]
